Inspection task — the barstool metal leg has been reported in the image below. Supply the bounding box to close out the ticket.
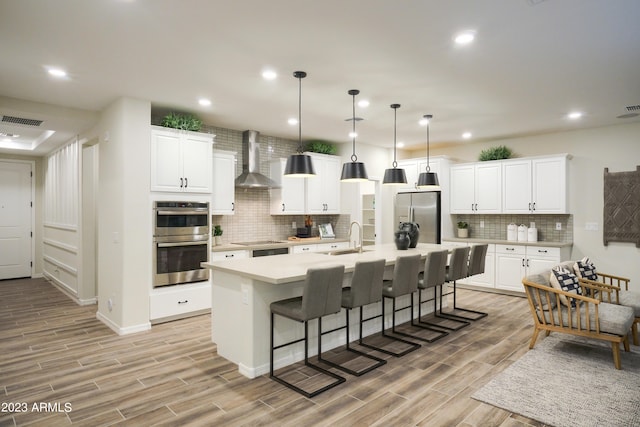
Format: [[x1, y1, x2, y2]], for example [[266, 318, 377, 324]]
[[433, 284, 470, 330], [358, 302, 420, 357], [438, 281, 487, 322]]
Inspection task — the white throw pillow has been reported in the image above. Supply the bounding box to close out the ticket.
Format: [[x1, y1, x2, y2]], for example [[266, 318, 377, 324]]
[[550, 265, 582, 307]]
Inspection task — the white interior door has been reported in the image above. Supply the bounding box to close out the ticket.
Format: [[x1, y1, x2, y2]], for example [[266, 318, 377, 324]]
[[0, 161, 32, 279]]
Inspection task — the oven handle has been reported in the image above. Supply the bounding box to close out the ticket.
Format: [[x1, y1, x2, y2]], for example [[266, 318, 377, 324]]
[[157, 241, 209, 248], [156, 209, 208, 215]]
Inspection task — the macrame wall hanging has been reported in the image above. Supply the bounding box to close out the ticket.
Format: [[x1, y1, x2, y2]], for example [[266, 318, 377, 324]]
[[603, 166, 640, 247]]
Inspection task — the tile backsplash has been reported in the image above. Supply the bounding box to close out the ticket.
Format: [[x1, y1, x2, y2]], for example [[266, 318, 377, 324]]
[[149, 117, 351, 243], [452, 214, 573, 243]]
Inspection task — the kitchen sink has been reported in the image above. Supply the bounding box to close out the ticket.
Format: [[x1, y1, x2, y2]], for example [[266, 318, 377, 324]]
[[327, 248, 371, 255]]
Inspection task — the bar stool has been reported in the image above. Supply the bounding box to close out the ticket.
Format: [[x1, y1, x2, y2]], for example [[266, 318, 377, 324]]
[[457, 244, 489, 320], [317, 259, 387, 376], [382, 254, 444, 344], [436, 246, 472, 329], [416, 249, 452, 337], [270, 265, 346, 398]]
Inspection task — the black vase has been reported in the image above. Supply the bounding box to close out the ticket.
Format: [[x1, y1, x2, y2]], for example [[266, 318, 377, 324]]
[[394, 230, 411, 250], [399, 222, 420, 248]]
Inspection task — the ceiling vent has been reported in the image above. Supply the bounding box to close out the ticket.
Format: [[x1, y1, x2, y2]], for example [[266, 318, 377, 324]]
[[1, 115, 43, 127], [625, 105, 640, 112]]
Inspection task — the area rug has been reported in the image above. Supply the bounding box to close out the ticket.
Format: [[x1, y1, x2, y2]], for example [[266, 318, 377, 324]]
[[472, 334, 640, 427]]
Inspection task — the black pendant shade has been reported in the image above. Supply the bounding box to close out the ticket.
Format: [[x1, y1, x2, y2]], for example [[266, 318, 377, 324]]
[[416, 113, 440, 190], [341, 89, 368, 182], [284, 71, 315, 177], [383, 103, 407, 185]]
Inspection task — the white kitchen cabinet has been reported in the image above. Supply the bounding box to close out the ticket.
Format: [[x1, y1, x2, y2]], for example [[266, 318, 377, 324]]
[[305, 153, 341, 214], [211, 150, 236, 215], [495, 244, 569, 293], [151, 127, 213, 193], [396, 159, 419, 191], [291, 244, 317, 254], [150, 281, 211, 323], [450, 162, 502, 214], [269, 159, 305, 215], [502, 155, 568, 214], [443, 240, 495, 289], [316, 241, 350, 252], [210, 249, 250, 261]]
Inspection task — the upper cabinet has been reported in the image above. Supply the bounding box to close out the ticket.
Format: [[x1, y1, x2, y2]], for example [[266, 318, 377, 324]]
[[502, 155, 568, 214], [305, 153, 341, 214], [269, 158, 305, 215], [211, 150, 236, 215], [151, 127, 213, 193], [269, 153, 341, 215], [450, 162, 502, 214]]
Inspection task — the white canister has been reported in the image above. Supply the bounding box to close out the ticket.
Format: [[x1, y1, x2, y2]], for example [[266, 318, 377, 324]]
[[517, 224, 528, 242], [507, 223, 517, 241], [528, 227, 538, 242]]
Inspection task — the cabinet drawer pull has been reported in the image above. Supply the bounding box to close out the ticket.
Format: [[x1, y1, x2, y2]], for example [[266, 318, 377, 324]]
[[506, 247, 515, 251], [225, 254, 235, 258], [302, 247, 310, 251], [538, 249, 548, 254], [178, 300, 188, 304]]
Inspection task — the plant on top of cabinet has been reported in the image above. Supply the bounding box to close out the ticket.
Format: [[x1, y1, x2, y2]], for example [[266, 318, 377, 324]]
[[305, 140, 337, 155], [161, 112, 203, 131], [479, 145, 512, 161]]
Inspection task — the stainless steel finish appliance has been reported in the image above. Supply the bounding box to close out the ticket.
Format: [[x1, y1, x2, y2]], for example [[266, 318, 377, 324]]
[[394, 191, 441, 244], [252, 247, 289, 257], [234, 130, 280, 189], [153, 201, 210, 287], [230, 240, 289, 257]]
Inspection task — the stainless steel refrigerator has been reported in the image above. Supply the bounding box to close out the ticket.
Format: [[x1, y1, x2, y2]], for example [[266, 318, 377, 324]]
[[394, 191, 441, 244]]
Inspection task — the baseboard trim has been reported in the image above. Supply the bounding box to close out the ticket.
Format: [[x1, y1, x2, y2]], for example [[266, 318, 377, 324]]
[[96, 311, 151, 336]]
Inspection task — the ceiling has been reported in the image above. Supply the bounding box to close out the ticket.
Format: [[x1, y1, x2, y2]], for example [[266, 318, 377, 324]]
[[1, 0, 639, 156]]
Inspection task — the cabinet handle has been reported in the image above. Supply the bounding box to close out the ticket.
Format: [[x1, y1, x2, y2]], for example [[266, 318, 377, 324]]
[[231, 202, 235, 211], [184, 177, 188, 188], [506, 247, 515, 251], [302, 247, 309, 251], [225, 254, 235, 258], [528, 202, 532, 211], [538, 249, 548, 254], [471, 203, 474, 211], [180, 177, 184, 188], [282, 203, 285, 212], [526, 259, 530, 267], [532, 202, 536, 211], [178, 300, 188, 304], [522, 259, 526, 267]]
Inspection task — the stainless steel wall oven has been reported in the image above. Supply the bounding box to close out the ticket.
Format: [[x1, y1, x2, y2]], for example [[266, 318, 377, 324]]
[[153, 201, 209, 287]]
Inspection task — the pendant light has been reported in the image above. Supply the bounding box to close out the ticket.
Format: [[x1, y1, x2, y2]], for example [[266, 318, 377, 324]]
[[417, 114, 440, 190], [340, 89, 368, 182], [383, 104, 407, 185], [284, 71, 316, 177]]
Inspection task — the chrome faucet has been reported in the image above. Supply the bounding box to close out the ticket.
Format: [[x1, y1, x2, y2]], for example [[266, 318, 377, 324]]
[[348, 221, 363, 253]]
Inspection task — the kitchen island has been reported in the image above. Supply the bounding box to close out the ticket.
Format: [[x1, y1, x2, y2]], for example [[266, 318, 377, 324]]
[[202, 242, 458, 378]]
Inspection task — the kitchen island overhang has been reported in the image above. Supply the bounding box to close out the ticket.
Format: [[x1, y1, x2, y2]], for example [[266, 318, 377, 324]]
[[203, 243, 458, 378]]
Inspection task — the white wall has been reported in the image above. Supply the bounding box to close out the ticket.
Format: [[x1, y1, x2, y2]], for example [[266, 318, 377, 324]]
[[96, 97, 151, 334], [417, 121, 640, 287]]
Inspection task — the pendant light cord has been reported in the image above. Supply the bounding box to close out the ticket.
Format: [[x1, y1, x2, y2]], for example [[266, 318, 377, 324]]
[[424, 114, 433, 172], [297, 74, 302, 153], [392, 104, 400, 168], [351, 90, 357, 162]]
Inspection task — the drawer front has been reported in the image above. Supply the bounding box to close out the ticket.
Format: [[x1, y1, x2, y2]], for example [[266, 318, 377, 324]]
[[526, 246, 560, 258], [292, 244, 317, 254], [150, 284, 211, 320], [316, 241, 349, 252], [495, 244, 526, 256], [210, 250, 250, 261]]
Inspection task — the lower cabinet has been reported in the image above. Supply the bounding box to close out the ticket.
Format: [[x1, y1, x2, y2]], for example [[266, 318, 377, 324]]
[[150, 281, 211, 323], [444, 241, 495, 289], [495, 245, 569, 293], [210, 249, 250, 261], [291, 241, 349, 254]]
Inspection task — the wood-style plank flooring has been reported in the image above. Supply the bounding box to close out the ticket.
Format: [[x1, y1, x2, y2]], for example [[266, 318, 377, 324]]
[[0, 278, 545, 427]]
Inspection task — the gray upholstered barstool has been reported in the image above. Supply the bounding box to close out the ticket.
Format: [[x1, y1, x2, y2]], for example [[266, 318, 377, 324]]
[[318, 259, 387, 375], [270, 265, 346, 398], [382, 254, 443, 344], [416, 249, 451, 338], [457, 244, 489, 320], [436, 246, 471, 329]]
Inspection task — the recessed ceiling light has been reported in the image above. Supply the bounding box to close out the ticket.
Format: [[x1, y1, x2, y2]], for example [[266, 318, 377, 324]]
[[454, 31, 475, 45], [198, 98, 211, 107], [47, 67, 67, 78], [568, 111, 583, 120], [419, 117, 430, 126], [462, 132, 472, 139], [287, 118, 298, 126], [262, 69, 277, 80], [358, 99, 370, 108], [397, 142, 405, 148]]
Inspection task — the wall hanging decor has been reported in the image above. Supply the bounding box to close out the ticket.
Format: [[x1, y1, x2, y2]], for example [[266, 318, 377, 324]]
[[603, 166, 640, 247]]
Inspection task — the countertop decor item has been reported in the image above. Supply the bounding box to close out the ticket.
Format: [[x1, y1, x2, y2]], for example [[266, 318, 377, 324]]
[[394, 230, 411, 250], [340, 89, 368, 182], [457, 221, 468, 238], [213, 225, 223, 246], [284, 71, 316, 177], [417, 114, 440, 190], [399, 222, 420, 248], [478, 145, 512, 161], [160, 112, 203, 131], [383, 104, 407, 185]]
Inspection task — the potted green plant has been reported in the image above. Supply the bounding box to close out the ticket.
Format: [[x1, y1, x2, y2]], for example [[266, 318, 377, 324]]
[[305, 140, 337, 155], [213, 225, 223, 246], [478, 145, 512, 161], [161, 112, 203, 131], [457, 221, 469, 238]]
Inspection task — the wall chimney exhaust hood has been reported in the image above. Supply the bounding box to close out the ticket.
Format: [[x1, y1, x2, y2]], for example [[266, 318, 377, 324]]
[[235, 130, 280, 189]]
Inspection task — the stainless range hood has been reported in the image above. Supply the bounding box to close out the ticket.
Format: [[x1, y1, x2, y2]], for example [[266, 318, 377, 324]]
[[235, 130, 280, 189]]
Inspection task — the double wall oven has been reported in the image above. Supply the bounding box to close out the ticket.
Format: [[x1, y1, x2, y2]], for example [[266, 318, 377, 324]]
[[153, 201, 209, 287]]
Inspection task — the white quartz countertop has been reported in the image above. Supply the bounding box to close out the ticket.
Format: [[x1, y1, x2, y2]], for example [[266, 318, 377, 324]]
[[203, 242, 459, 285], [442, 237, 573, 248]]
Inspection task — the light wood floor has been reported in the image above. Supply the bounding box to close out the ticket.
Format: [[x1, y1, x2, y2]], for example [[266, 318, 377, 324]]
[[0, 278, 545, 427]]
